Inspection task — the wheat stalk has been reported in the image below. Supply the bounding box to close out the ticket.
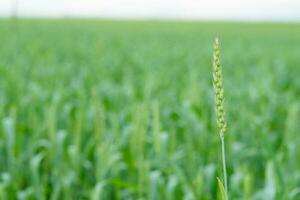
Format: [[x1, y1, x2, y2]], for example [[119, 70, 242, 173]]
[[213, 37, 228, 199]]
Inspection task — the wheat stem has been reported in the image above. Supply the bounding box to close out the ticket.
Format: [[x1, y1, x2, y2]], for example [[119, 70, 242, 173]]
[[221, 137, 228, 199]]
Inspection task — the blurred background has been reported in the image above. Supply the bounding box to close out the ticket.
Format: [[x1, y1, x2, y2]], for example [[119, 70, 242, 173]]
[[0, 0, 300, 200]]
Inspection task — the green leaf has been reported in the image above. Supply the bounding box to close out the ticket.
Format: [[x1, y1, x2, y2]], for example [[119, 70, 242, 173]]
[[217, 177, 228, 200]]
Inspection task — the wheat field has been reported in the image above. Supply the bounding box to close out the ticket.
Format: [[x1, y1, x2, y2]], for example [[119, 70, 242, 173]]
[[0, 19, 300, 199]]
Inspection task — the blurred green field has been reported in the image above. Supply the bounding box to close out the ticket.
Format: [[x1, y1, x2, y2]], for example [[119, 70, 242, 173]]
[[0, 19, 300, 199]]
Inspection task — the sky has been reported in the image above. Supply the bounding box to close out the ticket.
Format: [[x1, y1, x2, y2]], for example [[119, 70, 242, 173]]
[[0, 0, 300, 21]]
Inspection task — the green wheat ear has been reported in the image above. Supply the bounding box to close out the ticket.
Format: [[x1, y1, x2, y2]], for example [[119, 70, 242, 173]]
[[213, 37, 226, 139], [213, 37, 228, 199]]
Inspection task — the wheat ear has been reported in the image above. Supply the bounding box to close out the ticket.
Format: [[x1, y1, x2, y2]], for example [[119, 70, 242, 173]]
[[213, 37, 228, 199]]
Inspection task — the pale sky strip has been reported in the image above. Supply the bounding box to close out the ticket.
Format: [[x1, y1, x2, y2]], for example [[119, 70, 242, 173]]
[[0, 0, 300, 21]]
